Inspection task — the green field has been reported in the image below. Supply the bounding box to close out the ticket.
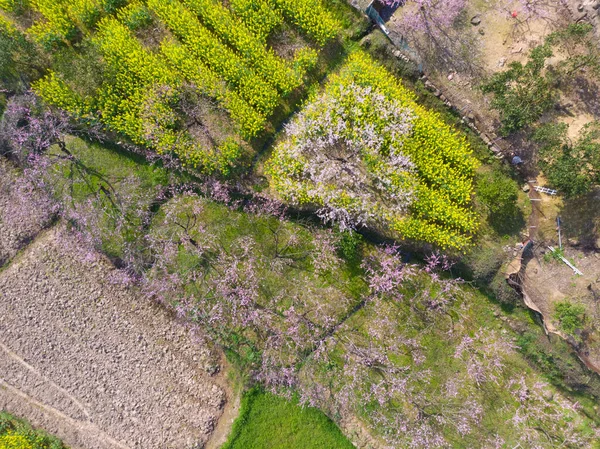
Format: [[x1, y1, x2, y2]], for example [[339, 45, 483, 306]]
[[0, 412, 66, 449], [223, 389, 355, 449]]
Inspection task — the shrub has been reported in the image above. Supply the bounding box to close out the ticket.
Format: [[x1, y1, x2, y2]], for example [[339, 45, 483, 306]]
[[476, 170, 524, 235], [490, 271, 520, 306], [553, 301, 586, 340], [334, 229, 363, 263], [533, 122, 600, 197], [464, 243, 504, 284], [480, 43, 556, 135]]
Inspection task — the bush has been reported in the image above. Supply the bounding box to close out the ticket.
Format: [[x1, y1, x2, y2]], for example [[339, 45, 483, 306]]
[[533, 122, 600, 197], [334, 228, 363, 263], [0, 412, 66, 449], [464, 243, 504, 284], [553, 301, 586, 340], [490, 271, 520, 306], [476, 170, 524, 235], [480, 43, 556, 135]]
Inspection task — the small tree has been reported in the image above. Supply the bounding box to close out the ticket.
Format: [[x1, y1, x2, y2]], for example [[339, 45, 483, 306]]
[[533, 122, 600, 197], [476, 170, 523, 235], [553, 301, 586, 341], [480, 43, 556, 135], [481, 23, 599, 135], [390, 0, 478, 74]]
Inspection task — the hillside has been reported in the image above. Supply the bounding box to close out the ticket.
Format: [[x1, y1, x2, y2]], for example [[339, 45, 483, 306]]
[[1, 0, 600, 448]]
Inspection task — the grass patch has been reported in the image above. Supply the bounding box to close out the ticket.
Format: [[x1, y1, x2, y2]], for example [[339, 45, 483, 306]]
[[222, 388, 354, 449], [0, 412, 66, 449]]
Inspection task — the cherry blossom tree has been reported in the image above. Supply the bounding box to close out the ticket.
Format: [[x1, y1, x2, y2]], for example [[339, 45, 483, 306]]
[[390, 0, 482, 74]]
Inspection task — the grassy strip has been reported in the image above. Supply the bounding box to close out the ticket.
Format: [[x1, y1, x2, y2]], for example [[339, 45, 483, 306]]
[[222, 388, 355, 449], [0, 412, 67, 449]]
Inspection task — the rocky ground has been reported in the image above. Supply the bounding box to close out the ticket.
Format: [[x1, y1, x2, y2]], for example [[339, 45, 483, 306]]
[[0, 167, 233, 449]]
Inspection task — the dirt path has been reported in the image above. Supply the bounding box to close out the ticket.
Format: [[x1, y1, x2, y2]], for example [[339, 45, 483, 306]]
[[0, 226, 235, 449]]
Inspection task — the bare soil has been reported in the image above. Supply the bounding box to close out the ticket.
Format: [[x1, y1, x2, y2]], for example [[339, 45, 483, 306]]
[[508, 181, 600, 375], [0, 225, 234, 449]]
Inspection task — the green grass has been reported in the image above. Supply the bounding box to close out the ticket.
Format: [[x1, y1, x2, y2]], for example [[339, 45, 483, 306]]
[[0, 412, 66, 449], [222, 389, 355, 449]]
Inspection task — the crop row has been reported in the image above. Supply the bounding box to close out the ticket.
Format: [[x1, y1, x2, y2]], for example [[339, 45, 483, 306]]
[[266, 51, 478, 249], [148, 0, 278, 116], [180, 0, 300, 94], [24, 0, 129, 48], [160, 39, 266, 137], [34, 17, 243, 173], [228, 0, 282, 42], [341, 53, 476, 207], [27, 0, 75, 48], [266, 0, 340, 46]]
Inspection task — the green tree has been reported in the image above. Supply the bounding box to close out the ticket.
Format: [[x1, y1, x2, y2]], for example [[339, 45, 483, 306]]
[[480, 43, 556, 135], [533, 122, 600, 197], [0, 25, 47, 95], [476, 169, 523, 235], [553, 301, 586, 341], [547, 23, 600, 79]]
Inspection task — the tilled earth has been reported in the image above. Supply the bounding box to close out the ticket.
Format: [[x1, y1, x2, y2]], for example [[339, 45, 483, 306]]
[[0, 226, 229, 449]]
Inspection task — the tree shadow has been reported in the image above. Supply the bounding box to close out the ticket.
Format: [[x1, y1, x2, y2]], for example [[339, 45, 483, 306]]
[[559, 187, 600, 249], [372, 0, 403, 23], [488, 205, 527, 237], [569, 76, 600, 118]]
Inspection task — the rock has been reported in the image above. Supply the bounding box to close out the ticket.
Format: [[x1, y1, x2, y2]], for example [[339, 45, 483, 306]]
[[393, 49, 402, 58], [511, 46, 523, 54], [498, 57, 507, 68], [471, 15, 481, 26], [522, 184, 530, 193], [447, 73, 454, 81], [593, 1, 600, 10], [433, 89, 441, 97], [467, 112, 475, 121], [479, 28, 485, 35], [578, 3, 584, 12]]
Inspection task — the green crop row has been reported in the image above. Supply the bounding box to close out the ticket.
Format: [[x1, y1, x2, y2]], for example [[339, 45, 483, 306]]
[[27, 0, 76, 48], [266, 51, 478, 250], [266, 0, 340, 46], [160, 39, 266, 137], [34, 18, 243, 173], [228, 0, 282, 42], [0, 0, 17, 11], [148, 0, 279, 116], [24, 0, 128, 48], [181, 0, 300, 94]]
